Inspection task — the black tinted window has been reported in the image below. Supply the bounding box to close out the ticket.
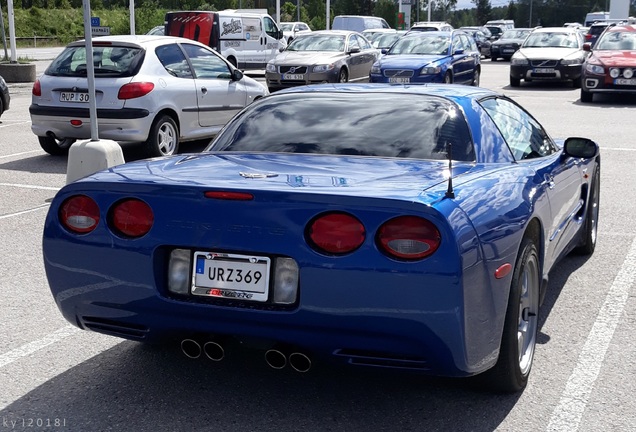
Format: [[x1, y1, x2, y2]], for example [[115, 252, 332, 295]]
[[208, 93, 475, 161]]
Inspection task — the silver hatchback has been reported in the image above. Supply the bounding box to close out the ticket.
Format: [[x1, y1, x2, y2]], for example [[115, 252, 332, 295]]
[[30, 35, 268, 157]]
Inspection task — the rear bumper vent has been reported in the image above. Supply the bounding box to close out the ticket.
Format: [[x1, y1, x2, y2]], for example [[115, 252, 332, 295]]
[[333, 349, 429, 370], [81, 316, 149, 340]]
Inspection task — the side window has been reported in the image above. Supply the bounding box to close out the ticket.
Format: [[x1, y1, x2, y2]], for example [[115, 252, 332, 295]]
[[155, 44, 192, 79], [263, 16, 279, 38], [348, 35, 361, 51], [462, 34, 477, 52], [181, 43, 232, 79], [356, 34, 371, 50], [480, 97, 557, 160], [452, 35, 462, 53]]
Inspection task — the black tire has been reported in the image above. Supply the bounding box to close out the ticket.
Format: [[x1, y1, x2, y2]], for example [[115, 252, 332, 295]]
[[573, 165, 600, 255], [491, 56, 498, 61], [144, 114, 179, 158], [510, 76, 521, 87], [337, 68, 348, 83], [0, 97, 3, 116], [443, 72, 452, 84], [38, 136, 76, 156], [481, 237, 540, 393], [472, 68, 481, 87], [580, 88, 593, 103]]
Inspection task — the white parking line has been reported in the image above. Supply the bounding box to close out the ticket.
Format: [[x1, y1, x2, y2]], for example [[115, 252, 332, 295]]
[[547, 236, 636, 431], [0, 204, 50, 220], [0, 149, 42, 159], [0, 182, 59, 191], [0, 121, 32, 129], [0, 325, 80, 369]]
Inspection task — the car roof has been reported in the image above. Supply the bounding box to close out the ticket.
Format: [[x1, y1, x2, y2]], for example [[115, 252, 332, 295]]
[[69, 34, 193, 48], [605, 24, 636, 32], [310, 30, 362, 36], [531, 27, 578, 33]]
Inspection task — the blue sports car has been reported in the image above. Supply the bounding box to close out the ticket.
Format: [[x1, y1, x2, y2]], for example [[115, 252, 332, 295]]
[[369, 31, 481, 85], [43, 84, 600, 393]]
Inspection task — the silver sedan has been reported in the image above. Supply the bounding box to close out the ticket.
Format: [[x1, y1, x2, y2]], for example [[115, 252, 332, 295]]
[[265, 30, 380, 92]]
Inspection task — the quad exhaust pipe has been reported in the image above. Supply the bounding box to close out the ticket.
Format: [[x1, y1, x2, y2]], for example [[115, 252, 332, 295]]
[[265, 348, 312, 372], [180, 339, 225, 361]]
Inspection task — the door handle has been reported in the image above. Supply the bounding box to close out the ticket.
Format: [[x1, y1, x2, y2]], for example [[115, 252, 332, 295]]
[[201, 87, 207, 94]]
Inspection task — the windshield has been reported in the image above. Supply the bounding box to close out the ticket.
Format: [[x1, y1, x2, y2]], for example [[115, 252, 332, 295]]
[[523, 32, 580, 48], [280, 24, 293, 31], [595, 31, 636, 50], [501, 30, 531, 40], [45, 45, 144, 77], [374, 33, 401, 48], [287, 34, 345, 52], [389, 34, 450, 55], [208, 93, 475, 161]]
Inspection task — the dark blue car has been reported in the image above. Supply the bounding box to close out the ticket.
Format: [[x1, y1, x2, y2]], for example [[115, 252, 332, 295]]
[[43, 84, 600, 393], [369, 30, 481, 85]]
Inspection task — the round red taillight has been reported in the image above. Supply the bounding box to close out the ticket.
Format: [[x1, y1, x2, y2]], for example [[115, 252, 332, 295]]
[[59, 195, 100, 234], [110, 199, 154, 238], [376, 216, 441, 261], [307, 212, 365, 255]]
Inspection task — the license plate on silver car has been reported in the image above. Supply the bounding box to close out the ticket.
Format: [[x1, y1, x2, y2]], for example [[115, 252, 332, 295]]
[[283, 74, 304, 80], [60, 92, 90, 103], [533, 68, 555, 74], [192, 251, 270, 302]]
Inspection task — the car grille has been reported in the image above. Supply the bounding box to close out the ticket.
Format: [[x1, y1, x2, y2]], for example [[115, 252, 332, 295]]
[[384, 69, 415, 78], [530, 60, 558, 67], [279, 66, 308, 74]]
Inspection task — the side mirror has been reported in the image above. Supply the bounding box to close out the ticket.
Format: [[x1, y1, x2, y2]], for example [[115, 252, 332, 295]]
[[278, 30, 285, 40], [381, 48, 388, 55], [231, 69, 244, 81], [453, 48, 465, 55], [563, 137, 599, 159], [349, 46, 361, 54], [583, 42, 592, 51]]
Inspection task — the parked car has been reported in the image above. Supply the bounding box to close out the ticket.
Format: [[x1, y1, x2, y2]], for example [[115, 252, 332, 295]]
[[280, 21, 312, 44], [30, 35, 268, 157], [146, 25, 165, 36], [0, 74, 10, 118], [409, 21, 454, 32], [362, 28, 397, 45], [585, 21, 613, 47], [371, 30, 407, 51], [459, 25, 493, 39], [42, 83, 601, 393], [490, 28, 533, 61], [485, 25, 506, 40], [461, 28, 493, 58], [331, 15, 390, 32], [369, 30, 481, 85], [265, 30, 380, 92], [510, 27, 587, 87], [580, 24, 636, 102]]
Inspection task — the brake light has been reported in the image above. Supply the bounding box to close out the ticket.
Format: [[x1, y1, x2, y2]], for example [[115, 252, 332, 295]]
[[204, 191, 254, 200], [118, 82, 155, 100], [307, 212, 365, 255], [59, 195, 100, 234], [376, 216, 441, 260], [110, 199, 154, 238], [32, 80, 41, 96]]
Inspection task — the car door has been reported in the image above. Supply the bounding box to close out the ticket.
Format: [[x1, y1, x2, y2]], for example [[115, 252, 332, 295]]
[[181, 43, 248, 128], [480, 97, 584, 264], [348, 34, 377, 79], [450, 33, 472, 83]]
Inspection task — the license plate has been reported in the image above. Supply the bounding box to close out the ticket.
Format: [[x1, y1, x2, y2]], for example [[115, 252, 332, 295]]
[[615, 78, 636, 85], [192, 251, 270, 302], [503, 49, 515, 53], [60, 92, 90, 103], [533, 68, 555, 74], [389, 77, 410, 83], [282, 74, 304, 80]]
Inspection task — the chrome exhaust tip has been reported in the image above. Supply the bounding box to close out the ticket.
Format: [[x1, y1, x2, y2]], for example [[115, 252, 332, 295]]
[[203, 341, 225, 361], [181, 339, 202, 359], [265, 349, 287, 369], [289, 352, 311, 373]]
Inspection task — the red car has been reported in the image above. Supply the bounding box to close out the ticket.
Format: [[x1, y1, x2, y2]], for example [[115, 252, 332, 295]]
[[581, 24, 636, 102]]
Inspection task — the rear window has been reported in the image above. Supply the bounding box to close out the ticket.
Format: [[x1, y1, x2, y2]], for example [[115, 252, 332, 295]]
[[45, 45, 144, 77], [208, 93, 475, 161]]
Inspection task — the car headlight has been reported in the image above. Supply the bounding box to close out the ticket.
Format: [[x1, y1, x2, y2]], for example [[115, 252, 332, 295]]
[[561, 58, 583, 65], [420, 66, 441, 75], [313, 64, 335, 73], [266, 63, 277, 73], [371, 64, 381, 74], [585, 63, 605, 75], [609, 68, 621, 78], [624, 68, 634, 79], [511, 56, 529, 65]]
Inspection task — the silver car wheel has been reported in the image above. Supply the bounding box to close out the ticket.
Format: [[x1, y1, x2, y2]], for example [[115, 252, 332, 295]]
[[157, 121, 177, 156], [517, 252, 539, 375]]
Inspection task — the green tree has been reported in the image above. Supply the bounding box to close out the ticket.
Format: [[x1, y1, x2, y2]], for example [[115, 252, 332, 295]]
[[474, 0, 491, 24]]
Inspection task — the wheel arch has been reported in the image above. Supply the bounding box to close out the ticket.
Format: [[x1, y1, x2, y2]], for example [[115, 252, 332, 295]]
[[152, 108, 181, 139]]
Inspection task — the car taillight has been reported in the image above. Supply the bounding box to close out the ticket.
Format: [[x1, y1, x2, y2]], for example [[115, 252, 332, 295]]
[[32, 80, 41, 96], [585, 34, 592, 40], [376, 216, 441, 261], [110, 199, 154, 238], [307, 212, 365, 255], [59, 195, 100, 234], [118, 82, 155, 100]]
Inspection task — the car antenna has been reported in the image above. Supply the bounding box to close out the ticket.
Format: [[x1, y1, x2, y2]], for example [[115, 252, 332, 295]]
[[445, 142, 455, 199]]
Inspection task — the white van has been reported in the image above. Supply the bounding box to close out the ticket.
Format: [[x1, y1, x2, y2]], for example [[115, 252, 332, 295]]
[[165, 10, 285, 69], [584, 11, 610, 26]]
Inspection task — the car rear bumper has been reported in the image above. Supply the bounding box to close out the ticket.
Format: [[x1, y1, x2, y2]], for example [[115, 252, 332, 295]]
[[30, 105, 152, 142]]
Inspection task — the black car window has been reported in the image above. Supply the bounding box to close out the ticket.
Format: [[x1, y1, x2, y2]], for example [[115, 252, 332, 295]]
[[348, 35, 361, 51], [181, 43, 232, 79], [208, 93, 476, 162], [155, 43, 192, 79], [479, 97, 557, 161]]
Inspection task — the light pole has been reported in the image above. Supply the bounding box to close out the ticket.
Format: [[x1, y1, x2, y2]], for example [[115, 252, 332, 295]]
[[529, 0, 533, 27]]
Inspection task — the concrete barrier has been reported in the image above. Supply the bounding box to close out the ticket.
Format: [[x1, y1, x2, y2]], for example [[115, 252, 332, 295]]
[[66, 139, 125, 184], [0, 62, 37, 83]]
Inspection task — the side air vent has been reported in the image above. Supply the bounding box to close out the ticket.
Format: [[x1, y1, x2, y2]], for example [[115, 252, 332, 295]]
[[333, 349, 430, 370]]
